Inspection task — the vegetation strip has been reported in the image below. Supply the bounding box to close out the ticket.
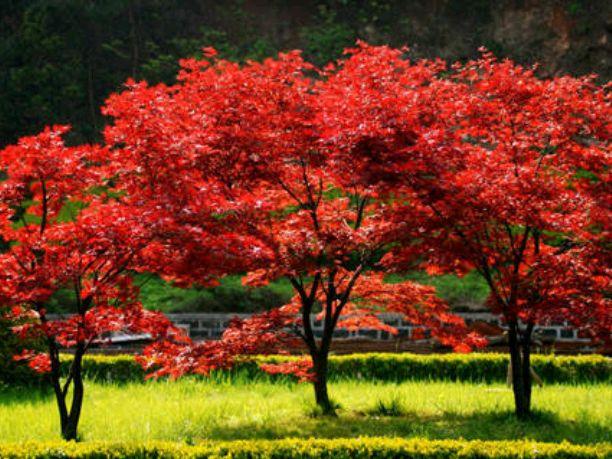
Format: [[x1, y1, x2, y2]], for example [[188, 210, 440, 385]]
[[1, 438, 610, 458], [51, 352, 612, 385]]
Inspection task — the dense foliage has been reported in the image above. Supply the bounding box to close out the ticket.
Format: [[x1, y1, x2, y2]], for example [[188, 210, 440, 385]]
[[367, 47, 610, 417], [103, 45, 486, 414], [2, 1, 609, 147], [0, 127, 183, 439], [109, 43, 609, 419], [45, 271, 488, 315], [1, 39, 609, 434], [0, 438, 609, 458], [0, 313, 43, 386], [8, 353, 603, 386]]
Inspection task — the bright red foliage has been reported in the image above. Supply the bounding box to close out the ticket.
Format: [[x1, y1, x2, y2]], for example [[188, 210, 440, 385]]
[[3, 42, 606, 426], [104, 45, 485, 412], [0, 126, 181, 439], [321, 44, 610, 417], [382, 50, 611, 342]]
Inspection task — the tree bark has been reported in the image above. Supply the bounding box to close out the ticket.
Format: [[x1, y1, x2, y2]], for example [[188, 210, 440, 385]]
[[62, 345, 85, 441], [49, 344, 86, 441], [61, 415, 78, 441], [48, 346, 68, 436], [508, 321, 533, 420], [312, 351, 334, 415], [291, 275, 337, 415], [520, 323, 534, 412]]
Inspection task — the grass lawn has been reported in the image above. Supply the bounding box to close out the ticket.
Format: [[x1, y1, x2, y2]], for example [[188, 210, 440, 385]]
[[0, 379, 609, 444]]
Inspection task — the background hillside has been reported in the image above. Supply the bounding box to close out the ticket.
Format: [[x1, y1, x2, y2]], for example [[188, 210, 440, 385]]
[[2, 0, 609, 147]]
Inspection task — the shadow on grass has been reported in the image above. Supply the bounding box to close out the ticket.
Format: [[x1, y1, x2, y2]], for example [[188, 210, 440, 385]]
[[202, 408, 610, 445], [0, 385, 53, 406]]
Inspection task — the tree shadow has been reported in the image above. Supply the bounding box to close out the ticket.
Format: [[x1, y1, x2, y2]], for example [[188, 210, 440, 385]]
[[0, 385, 54, 406], [202, 408, 610, 445]]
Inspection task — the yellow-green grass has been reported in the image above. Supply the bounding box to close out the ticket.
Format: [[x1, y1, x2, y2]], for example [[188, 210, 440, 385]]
[[0, 379, 609, 444]]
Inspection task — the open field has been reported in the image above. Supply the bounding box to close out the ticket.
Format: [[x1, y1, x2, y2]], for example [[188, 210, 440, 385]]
[[1, 379, 610, 445]]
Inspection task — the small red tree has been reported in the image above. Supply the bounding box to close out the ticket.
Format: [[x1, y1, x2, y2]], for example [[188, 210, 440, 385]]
[[0, 126, 179, 440], [328, 47, 610, 419], [104, 48, 483, 414]]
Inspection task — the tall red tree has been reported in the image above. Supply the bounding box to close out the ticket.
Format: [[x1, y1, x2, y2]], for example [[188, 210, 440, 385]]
[[323, 45, 610, 418], [0, 126, 179, 440], [104, 48, 483, 414]]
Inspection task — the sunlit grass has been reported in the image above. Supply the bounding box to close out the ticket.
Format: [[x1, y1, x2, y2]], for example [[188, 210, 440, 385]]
[[0, 379, 609, 444]]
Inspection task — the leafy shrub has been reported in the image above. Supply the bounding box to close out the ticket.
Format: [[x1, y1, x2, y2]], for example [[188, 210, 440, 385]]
[[254, 353, 611, 384], [0, 312, 44, 387], [0, 438, 609, 458]]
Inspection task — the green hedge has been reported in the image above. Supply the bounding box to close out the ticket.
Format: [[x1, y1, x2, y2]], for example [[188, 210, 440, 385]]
[[50, 352, 611, 385], [1, 438, 610, 458], [320, 353, 612, 384]]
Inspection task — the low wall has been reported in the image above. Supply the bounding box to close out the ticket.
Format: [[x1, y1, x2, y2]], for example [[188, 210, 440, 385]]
[[164, 312, 587, 343]]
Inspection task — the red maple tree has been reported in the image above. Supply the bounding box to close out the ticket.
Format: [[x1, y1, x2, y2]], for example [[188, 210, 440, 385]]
[[104, 47, 484, 414], [0, 126, 181, 440], [325, 45, 611, 418]]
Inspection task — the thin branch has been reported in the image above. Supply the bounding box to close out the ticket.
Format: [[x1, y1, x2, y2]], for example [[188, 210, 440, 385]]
[[354, 196, 368, 230], [40, 179, 48, 236]]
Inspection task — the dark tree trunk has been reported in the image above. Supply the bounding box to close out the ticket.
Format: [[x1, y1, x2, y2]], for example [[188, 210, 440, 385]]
[[61, 415, 78, 442], [292, 274, 337, 416], [48, 346, 68, 435], [312, 351, 334, 415], [62, 345, 85, 441], [48, 343, 85, 441], [508, 321, 533, 420], [520, 324, 533, 412]]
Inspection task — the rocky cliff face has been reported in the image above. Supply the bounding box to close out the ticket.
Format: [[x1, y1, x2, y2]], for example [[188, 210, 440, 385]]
[[243, 0, 610, 80], [488, 1, 609, 77]]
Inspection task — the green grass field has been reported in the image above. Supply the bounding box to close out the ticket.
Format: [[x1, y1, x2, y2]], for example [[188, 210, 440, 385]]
[[0, 379, 609, 444]]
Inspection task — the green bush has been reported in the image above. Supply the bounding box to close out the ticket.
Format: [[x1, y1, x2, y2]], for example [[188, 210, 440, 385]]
[[386, 270, 490, 310], [0, 313, 44, 387], [66, 354, 147, 384], [54, 352, 611, 386], [137, 274, 294, 314], [0, 438, 609, 458], [321, 353, 612, 384], [45, 272, 488, 314]]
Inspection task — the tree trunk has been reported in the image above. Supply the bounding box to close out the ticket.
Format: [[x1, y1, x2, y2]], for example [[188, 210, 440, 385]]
[[49, 351, 69, 438], [128, 0, 140, 79], [312, 352, 334, 415], [508, 321, 532, 420], [63, 349, 85, 441], [520, 325, 533, 412], [61, 416, 78, 441], [55, 346, 85, 441]]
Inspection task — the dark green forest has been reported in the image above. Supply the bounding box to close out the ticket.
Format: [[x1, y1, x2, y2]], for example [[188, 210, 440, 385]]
[[1, 0, 610, 147]]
